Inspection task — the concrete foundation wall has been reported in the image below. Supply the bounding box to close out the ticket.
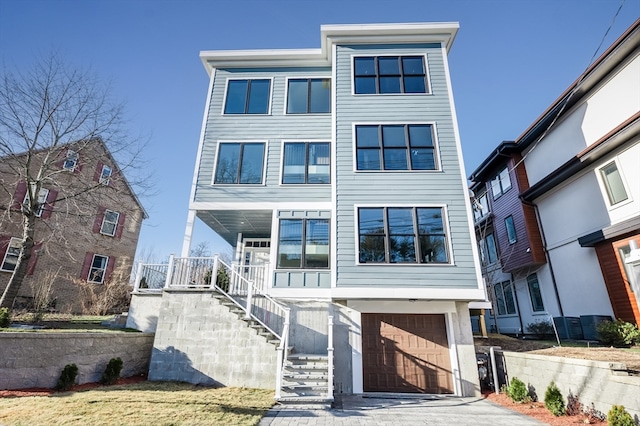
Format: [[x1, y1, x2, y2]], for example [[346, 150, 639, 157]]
[[127, 292, 163, 332], [149, 290, 278, 389], [0, 332, 154, 390], [502, 351, 640, 419]]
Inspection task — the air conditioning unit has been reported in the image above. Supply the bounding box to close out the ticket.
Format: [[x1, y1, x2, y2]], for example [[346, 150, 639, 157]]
[[580, 315, 613, 341], [553, 316, 584, 340]]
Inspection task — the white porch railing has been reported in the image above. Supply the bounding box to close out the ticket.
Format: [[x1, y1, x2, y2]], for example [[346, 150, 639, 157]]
[[327, 315, 334, 401]]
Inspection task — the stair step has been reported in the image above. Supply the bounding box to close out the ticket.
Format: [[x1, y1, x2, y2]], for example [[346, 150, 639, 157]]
[[283, 373, 328, 380], [277, 396, 333, 406], [288, 354, 328, 361]]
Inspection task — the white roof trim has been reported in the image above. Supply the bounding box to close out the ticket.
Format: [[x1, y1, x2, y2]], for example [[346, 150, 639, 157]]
[[200, 22, 459, 74]]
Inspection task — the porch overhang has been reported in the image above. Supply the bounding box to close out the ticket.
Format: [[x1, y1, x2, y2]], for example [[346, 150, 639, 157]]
[[196, 209, 272, 246]]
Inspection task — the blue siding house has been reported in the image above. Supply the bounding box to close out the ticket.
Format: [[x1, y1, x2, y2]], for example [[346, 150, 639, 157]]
[[129, 23, 486, 401]]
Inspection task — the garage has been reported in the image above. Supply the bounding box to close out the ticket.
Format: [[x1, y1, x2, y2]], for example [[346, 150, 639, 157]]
[[361, 313, 453, 394]]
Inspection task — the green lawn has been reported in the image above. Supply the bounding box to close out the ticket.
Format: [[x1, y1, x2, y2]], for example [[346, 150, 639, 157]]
[[0, 382, 274, 426]]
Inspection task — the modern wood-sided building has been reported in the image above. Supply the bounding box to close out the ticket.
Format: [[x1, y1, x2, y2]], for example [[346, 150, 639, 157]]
[[129, 22, 486, 401], [0, 138, 147, 312], [469, 19, 640, 337]]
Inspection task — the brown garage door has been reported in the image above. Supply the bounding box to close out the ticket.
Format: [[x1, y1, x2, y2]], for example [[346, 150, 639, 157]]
[[361, 313, 453, 394]]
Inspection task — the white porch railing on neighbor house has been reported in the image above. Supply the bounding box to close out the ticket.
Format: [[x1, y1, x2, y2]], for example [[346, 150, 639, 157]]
[[327, 315, 334, 401]]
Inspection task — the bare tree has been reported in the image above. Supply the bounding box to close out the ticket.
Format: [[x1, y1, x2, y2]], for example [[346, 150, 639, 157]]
[[0, 54, 150, 310]]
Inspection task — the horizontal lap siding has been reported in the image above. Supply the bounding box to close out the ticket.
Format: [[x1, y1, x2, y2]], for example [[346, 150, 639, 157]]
[[334, 44, 477, 288], [195, 68, 332, 204]]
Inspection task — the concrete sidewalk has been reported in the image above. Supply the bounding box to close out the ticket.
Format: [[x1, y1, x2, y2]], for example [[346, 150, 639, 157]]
[[259, 394, 546, 425]]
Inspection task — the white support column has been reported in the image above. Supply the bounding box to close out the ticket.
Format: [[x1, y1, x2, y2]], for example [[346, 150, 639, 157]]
[[133, 262, 144, 292], [234, 232, 243, 263], [181, 210, 197, 258], [165, 254, 175, 288]]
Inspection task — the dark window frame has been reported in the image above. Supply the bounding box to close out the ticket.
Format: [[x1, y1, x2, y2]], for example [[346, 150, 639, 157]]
[[282, 142, 331, 184], [505, 215, 517, 244], [357, 206, 449, 264], [355, 124, 437, 171], [223, 79, 272, 115], [353, 55, 429, 95], [276, 218, 330, 269], [493, 280, 517, 316], [286, 78, 331, 114], [214, 142, 266, 185], [491, 166, 512, 199], [527, 273, 545, 312], [600, 161, 629, 205]]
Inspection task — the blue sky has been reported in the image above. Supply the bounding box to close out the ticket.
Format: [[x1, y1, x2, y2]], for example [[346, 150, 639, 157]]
[[1, 0, 638, 260]]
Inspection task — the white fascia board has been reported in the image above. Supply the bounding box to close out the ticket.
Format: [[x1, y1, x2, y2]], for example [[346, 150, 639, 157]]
[[200, 48, 327, 75], [331, 287, 486, 301], [189, 201, 333, 211]]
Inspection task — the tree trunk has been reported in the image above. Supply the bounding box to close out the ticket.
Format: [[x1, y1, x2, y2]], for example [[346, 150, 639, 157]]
[[0, 216, 35, 310]]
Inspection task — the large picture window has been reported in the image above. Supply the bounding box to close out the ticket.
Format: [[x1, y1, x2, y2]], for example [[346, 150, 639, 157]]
[[214, 142, 265, 184], [277, 218, 329, 269], [286, 78, 330, 114], [354, 56, 428, 94], [282, 142, 330, 184], [358, 207, 448, 264], [224, 79, 271, 114], [493, 281, 517, 316], [356, 124, 436, 171]]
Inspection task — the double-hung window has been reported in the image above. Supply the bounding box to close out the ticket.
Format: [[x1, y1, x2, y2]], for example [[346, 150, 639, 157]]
[[286, 78, 330, 114], [473, 192, 490, 222], [600, 161, 628, 206], [24, 186, 49, 217], [493, 281, 517, 316], [100, 210, 120, 237], [88, 254, 109, 283], [224, 79, 271, 114], [277, 218, 329, 268], [356, 124, 436, 171], [100, 165, 112, 185], [491, 167, 511, 199], [63, 150, 78, 171], [214, 142, 265, 184], [282, 142, 330, 184], [354, 56, 428, 94], [1, 237, 21, 272], [358, 207, 448, 264]]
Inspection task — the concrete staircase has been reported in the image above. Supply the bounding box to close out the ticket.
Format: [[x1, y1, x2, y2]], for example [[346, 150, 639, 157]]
[[217, 296, 280, 346], [279, 353, 333, 406]]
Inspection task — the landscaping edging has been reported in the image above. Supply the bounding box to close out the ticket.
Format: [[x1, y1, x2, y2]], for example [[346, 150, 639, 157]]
[[0, 332, 154, 389], [501, 350, 640, 419]]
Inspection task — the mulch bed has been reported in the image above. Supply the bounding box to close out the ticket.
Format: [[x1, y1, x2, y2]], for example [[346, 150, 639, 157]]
[[0, 374, 147, 398]]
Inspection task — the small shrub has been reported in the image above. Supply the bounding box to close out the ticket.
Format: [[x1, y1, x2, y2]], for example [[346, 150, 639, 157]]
[[597, 319, 640, 347], [525, 320, 554, 337], [56, 363, 79, 391], [566, 391, 582, 416], [506, 377, 529, 403], [101, 357, 123, 385], [0, 307, 10, 328], [607, 405, 634, 426], [544, 381, 565, 416]]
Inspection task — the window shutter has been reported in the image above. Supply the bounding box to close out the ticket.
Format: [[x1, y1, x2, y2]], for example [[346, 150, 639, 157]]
[[115, 213, 126, 239], [93, 207, 106, 233], [26, 242, 43, 275], [80, 252, 93, 279], [12, 181, 28, 210], [40, 189, 58, 219], [0, 235, 11, 260], [104, 256, 116, 283], [93, 162, 104, 182]]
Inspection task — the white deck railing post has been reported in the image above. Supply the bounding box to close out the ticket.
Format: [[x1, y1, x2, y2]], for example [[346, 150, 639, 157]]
[[165, 254, 175, 288], [327, 315, 334, 400], [245, 280, 254, 319], [134, 261, 144, 292], [211, 255, 219, 288], [275, 308, 290, 400]]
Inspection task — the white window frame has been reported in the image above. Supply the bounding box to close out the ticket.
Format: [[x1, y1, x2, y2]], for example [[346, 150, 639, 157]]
[[23, 186, 49, 217], [88, 254, 109, 284], [351, 121, 441, 173], [63, 149, 78, 171], [353, 203, 453, 266], [597, 159, 631, 208], [1, 237, 22, 272], [221, 77, 274, 116], [211, 140, 268, 186], [100, 210, 120, 237], [351, 53, 432, 96], [283, 76, 332, 115], [100, 165, 113, 185]]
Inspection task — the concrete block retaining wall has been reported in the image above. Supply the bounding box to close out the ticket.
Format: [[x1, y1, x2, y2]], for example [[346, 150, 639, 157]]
[[149, 290, 278, 389], [501, 351, 640, 419], [0, 332, 154, 390], [127, 292, 163, 333]]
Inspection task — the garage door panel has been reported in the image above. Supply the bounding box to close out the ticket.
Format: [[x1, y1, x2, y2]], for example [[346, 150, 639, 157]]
[[362, 313, 453, 394]]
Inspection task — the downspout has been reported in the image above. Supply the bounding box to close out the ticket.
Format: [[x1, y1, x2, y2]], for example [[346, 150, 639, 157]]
[[533, 204, 565, 316]]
